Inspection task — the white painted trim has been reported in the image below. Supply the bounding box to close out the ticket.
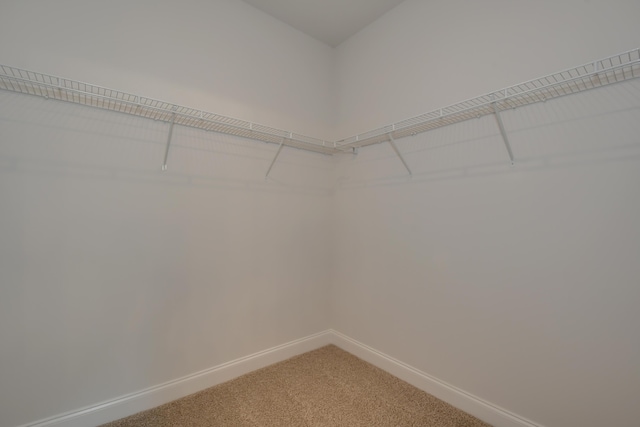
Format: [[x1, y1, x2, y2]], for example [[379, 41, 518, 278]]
[[328, 330, 544, 427], [18, 330, 332, 427], [18, 329, 543, 427]]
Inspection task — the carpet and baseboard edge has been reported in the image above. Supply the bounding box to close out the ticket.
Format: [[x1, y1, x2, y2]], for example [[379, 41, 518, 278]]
[[17, 331, 332, 427], [17, 330, 543, 427], [328, 330, 543, 427]]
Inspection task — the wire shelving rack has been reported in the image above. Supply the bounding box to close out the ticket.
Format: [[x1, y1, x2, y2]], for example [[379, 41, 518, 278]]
[[336, 48, 640, 150], [0, 65, 335, 155], [1, 48, 639, 166]]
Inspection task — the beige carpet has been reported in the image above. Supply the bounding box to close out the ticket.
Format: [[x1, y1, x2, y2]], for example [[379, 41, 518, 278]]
[[100, 345, 491, 427]]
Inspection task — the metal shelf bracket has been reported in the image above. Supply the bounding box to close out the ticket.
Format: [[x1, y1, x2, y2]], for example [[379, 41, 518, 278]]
[[265, 138, 286, 178], [388, 134, 412, 176], [491, 102, 515, 164], [162, 112, 176, 171]]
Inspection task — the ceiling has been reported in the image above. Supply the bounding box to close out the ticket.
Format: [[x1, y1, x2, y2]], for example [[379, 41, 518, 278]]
[[242, 0, 406, 47]]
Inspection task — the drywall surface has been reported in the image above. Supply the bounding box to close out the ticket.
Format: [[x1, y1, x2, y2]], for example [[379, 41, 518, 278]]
[[331, 76, 640, 427], [334, 0, 640, 139], [0, 0, 335, 140], [333, 6, 640, 422], [332, 3, 640, 425], [0, 2, 335, 425], [0, 91, 333, 426], [1, 1, 640, 426]]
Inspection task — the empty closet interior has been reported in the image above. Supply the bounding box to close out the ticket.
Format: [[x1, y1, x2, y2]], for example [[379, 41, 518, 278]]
[[1, 1, 639, 427]]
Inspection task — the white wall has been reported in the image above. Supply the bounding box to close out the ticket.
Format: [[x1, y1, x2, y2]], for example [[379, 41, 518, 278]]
[[332, 84, 640, 427], [0, 1, 334, 426], [0, 91, 333, 427], [0, 0, 335, 140], [2, 1, 640, 426], [332, 1, 640, 426]]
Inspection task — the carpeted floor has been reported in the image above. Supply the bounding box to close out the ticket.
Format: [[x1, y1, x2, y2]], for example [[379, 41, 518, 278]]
[[100, 345, 491, 426]]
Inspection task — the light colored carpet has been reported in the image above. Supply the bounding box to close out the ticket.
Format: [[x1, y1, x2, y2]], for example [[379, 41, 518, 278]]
[[100, 345, 491, 426]]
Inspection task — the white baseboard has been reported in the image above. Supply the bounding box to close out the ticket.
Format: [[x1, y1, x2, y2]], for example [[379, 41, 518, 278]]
[[19, 329, 542, 427], [328, 330, 543, 427], [19, 330, 332, 427]]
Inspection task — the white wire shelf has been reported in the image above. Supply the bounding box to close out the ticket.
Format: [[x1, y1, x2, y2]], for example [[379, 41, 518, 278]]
[[1, 48, 638, 159], [0, 65, 336, 155], [336, 48, 640, 149]]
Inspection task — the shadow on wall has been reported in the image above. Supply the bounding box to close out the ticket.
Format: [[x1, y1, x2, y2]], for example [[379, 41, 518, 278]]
[[335, 79, 640, 189], [0, 91, 334, 196]]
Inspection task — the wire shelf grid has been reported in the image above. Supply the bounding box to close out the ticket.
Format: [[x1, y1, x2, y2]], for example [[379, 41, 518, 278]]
[[1, 48, 638, 157], [336, 48, 640, 149], [0, 65, 334, 155]]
